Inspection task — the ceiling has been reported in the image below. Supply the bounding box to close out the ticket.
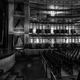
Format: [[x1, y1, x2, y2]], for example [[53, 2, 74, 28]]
[[8, 0, 80, 25], [8, 0, 80, 8], [30, 0, 80, 7], [46, 0, 80, 6]]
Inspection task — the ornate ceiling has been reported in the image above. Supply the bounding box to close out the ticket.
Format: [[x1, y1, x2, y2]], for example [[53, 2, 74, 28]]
[[46, 0, 80, 6], [30, 0, 80, 6], [8, 0, 80, 4], [8, 0, 80, 8]]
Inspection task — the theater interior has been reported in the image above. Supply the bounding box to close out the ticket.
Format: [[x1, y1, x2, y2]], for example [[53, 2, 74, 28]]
[[1, 0, 80, 80]]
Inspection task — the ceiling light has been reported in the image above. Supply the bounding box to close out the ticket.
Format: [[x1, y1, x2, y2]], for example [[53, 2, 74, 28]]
[[49, 5, 68, 9]]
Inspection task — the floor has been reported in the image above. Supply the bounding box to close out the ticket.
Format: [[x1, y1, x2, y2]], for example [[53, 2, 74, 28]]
[[1, 55, 78, 80], [5, 55, 47, 80]]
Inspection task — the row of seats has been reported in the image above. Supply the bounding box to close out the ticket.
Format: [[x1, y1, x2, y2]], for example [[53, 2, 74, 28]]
[[41, 45, 80, 79], [57, 44, 80, 61], [24, 43, 54, 49], [25, 43, 77, 49]]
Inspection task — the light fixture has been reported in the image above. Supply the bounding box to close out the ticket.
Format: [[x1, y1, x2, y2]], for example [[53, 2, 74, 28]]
[[49, 5, 68, 9]]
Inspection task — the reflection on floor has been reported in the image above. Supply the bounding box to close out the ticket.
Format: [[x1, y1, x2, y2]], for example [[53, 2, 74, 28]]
[[6, 55, 46, 80]]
